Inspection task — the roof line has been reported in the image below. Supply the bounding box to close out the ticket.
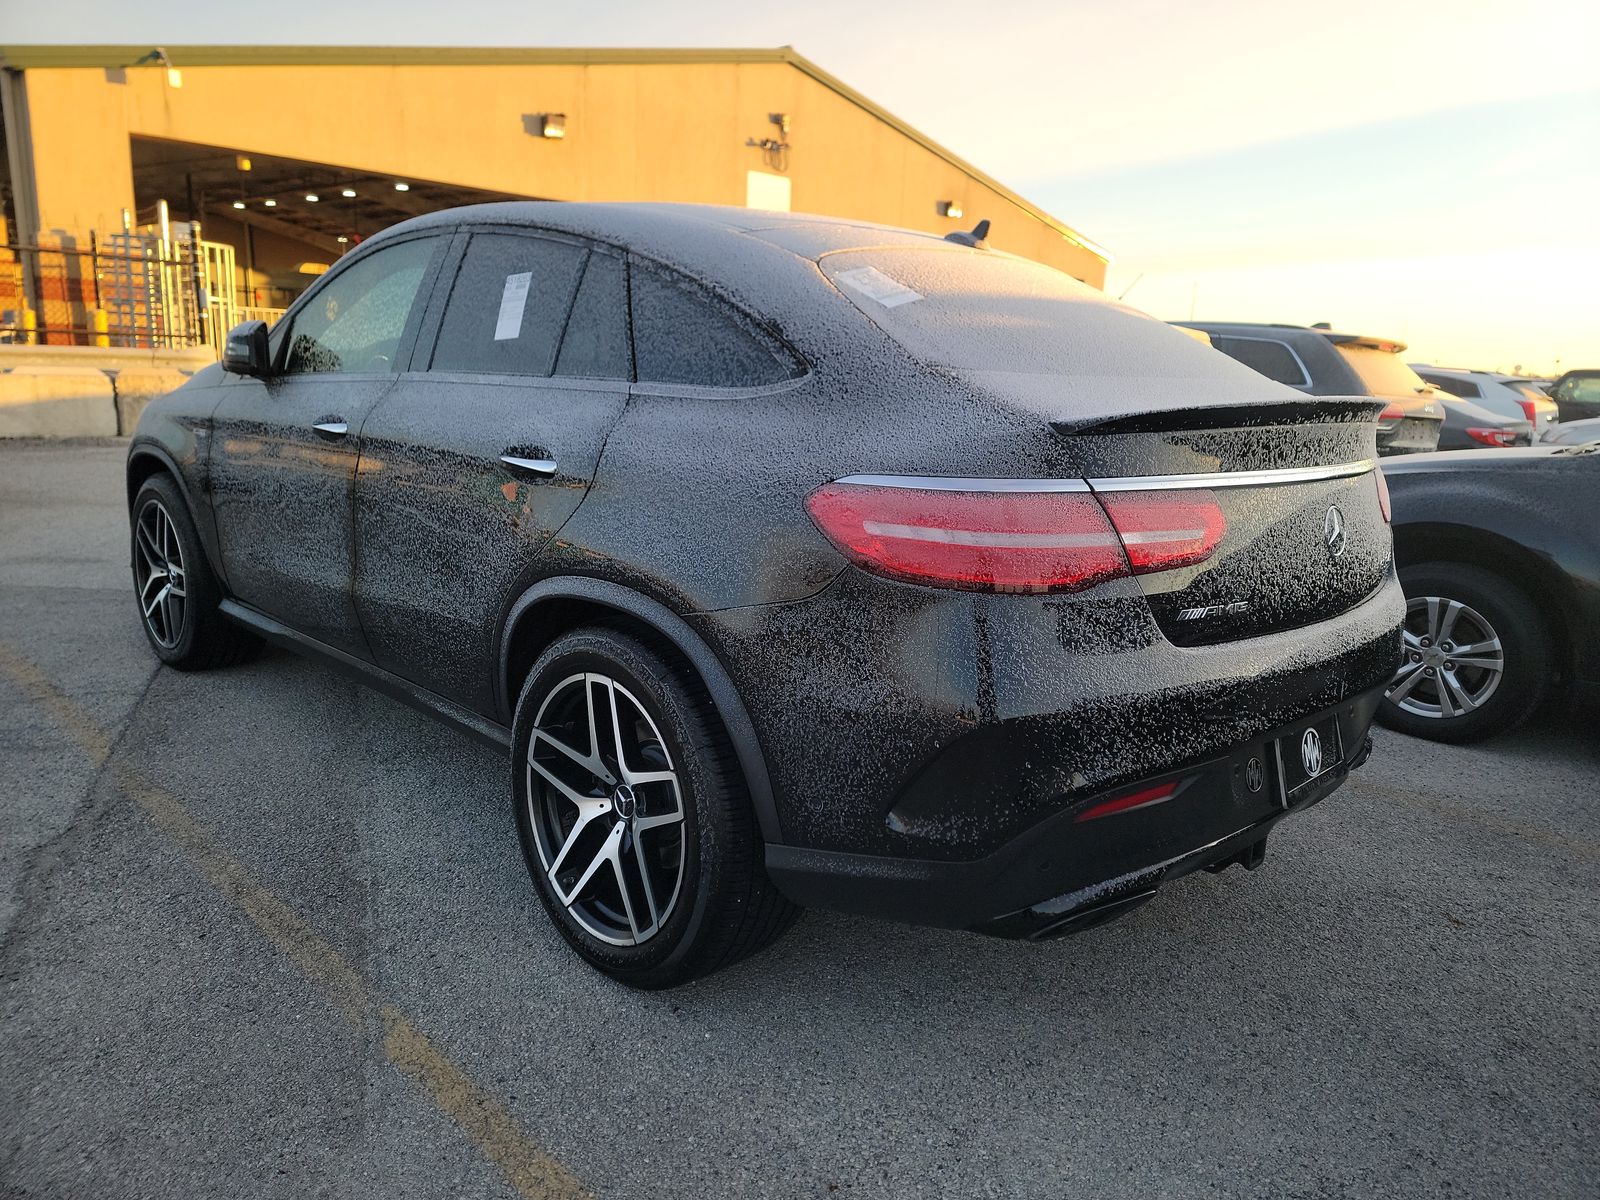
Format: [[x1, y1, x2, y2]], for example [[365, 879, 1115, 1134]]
[[0, 43, 1108, 263]]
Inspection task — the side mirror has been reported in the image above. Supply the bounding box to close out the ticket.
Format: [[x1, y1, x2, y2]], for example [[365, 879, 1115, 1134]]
[[222, 320, 272, 377]]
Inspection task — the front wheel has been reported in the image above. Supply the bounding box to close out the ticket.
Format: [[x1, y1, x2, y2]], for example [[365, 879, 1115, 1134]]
[[511, 627, 798, 987], [1376, 561, 1552, 743]]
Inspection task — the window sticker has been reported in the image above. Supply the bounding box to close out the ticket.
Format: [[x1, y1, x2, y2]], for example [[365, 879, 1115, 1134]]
[[494, 272, 533, 340], [835, 266, 923, 309]]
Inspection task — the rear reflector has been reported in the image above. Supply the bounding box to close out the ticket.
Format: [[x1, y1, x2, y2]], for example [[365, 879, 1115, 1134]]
[[1466, 427, 1517, 447], [1097, 489, 1225, 575], [1075, 780, 1182, 823], [805, 483, 1129, 593], [1374, 466, 1391, 523]]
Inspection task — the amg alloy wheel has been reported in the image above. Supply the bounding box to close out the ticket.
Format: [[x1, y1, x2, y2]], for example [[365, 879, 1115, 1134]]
[[129, 474, 261, 670], [527, 671, 687, 947], [511, 627, 798, 987], [1376, 561, 1551, 744], [134, 499, 187, 649]]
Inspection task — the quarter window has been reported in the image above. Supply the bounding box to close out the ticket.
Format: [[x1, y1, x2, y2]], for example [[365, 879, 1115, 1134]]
[[282, 237, 438, 375], [431, 233, 588, 376], [1210, 337, 1310, 388], [630, 260, 800, 388]]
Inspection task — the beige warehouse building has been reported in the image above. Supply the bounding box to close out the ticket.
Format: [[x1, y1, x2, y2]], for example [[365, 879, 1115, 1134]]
[[0, 44, 1107, 347]]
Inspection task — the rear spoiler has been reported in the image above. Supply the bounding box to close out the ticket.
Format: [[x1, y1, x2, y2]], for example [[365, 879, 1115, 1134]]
[[1321, 333, 1407, 354], [1053, 398, 1386, 437]]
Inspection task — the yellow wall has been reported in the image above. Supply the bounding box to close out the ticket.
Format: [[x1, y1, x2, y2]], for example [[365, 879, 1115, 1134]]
[[17, 59, 1106, 284]]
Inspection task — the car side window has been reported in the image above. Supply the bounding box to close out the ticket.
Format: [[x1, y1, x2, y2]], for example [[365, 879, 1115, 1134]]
[[630, 259, 801, 388], [1210, 336, 1309, 388], [1424, 375, 1479, 399], [554, 250, 631, 380], [431, 233, 588, 375], [282, 238, 439, 375]]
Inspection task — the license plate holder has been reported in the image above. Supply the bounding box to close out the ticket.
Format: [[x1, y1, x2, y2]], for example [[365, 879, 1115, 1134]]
[[1273, 714, 1344, 808]]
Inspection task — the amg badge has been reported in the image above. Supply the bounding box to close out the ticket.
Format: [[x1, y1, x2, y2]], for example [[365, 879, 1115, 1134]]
[[1176, 601, 1251, 621]]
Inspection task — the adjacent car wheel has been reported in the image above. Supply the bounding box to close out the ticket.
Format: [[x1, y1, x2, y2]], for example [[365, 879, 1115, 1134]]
[[511, 627, 798, 987], [130, 475, 260, 670], [1376, 561, 1552, 743]]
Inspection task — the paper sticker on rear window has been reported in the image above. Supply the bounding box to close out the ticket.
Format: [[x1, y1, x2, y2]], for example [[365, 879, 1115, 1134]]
[[835, 266, 923, 309], [494, 272, 533, 340]]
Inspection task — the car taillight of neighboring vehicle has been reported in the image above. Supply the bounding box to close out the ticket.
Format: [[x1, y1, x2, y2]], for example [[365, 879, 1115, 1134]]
[[1374, 466, 1391, 523], [1378, 402, 1405, 428], [805, 480, 1225, 594], [1466, 427, 1520, 447], [1514, 397, 1540, 425]]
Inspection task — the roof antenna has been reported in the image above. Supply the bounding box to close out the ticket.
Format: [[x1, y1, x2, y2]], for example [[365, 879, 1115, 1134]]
[[944, 219, 990, 249]]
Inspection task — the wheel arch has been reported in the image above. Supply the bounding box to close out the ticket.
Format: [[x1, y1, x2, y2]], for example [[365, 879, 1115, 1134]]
[[1391, 521, 1575, 680], [126, 443, 228, 585], [499, 577, 783, 844]]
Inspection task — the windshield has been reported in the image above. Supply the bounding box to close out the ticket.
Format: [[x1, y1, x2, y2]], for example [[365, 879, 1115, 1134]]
[[1335, 344, 1428, 399], [820, 247, 1212, 376]]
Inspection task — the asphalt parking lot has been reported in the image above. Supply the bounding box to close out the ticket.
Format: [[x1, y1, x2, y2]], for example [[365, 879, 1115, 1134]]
[[2, 437, 1596, 1200]]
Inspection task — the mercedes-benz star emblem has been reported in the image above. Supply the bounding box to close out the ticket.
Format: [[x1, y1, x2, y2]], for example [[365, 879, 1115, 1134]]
[[1300, 728, 1323, 777], [1323, 505, 1347, 559], [1245, 757, 1264, 793]]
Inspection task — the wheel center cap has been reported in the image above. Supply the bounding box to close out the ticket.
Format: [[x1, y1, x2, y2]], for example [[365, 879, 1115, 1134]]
[[612, 783, 637, 820], [1423, 647, 1447, 668]]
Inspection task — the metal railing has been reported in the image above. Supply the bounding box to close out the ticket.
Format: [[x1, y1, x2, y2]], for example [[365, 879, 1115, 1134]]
[[1, 224, 242, 352]]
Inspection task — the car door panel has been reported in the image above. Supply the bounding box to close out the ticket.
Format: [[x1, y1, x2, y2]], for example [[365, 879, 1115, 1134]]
[[353, 231, 630, 713], [207, 233, 447, 656]]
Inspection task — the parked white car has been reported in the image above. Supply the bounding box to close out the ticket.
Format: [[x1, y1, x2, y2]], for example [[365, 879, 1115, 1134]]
[[1412, 366, 1559, 437]]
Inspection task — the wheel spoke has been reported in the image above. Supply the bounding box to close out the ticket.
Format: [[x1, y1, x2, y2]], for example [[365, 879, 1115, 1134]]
[[533, 727, 607, 782], [143, 582, 169, 619], [557, 824, 622, 907], [1424, 597, 1444, 643], [161, 589, 179, 639], [529, 754, 602, 808], [1436, 600, 1464, 646], [545, 796, 612, 878], [1387, 661, 1427, 703], [1439, 669, 1478, 714], [137, 520, 162, 565], [633, 810, 684, 832], [611, 853, 643, 942], [1400, 629, 1424, 650], [624, 836, 660, 936], [623, 767, 677, 787]]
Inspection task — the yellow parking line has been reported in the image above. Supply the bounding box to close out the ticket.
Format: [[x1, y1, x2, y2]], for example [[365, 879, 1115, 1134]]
[[0, 643, 590, 1200]]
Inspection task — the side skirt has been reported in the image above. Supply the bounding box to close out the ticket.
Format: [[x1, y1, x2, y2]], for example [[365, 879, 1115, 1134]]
[[219, 599, 512, 751]]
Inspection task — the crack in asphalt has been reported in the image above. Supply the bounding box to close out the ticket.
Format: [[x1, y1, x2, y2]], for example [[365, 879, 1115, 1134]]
[[0, 642, 591, 1200]]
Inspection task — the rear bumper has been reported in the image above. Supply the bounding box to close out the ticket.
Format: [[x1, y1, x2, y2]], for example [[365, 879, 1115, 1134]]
[[764, 683, 1385, 932]]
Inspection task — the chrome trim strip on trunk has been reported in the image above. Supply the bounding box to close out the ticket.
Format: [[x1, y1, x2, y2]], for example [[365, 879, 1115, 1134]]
[[1087, 459, 1375, 492], [831, 474, 1092, 493]]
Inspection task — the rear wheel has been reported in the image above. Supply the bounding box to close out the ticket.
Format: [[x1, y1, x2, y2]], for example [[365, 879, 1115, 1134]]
[[130, 474, 260, 670], [1376, 561, 1552, 743], [511, 627, 798, 987]]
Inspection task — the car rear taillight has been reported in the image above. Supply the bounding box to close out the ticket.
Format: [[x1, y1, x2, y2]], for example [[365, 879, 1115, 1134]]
[[1515, 398, 1539, 424], [805, 483, 1129, 593], [1374, 466, 1391, 523], [1378, 402, 1406, 424], [1096, 489, 1225, 574], [1466, 427, 1517, 447], [806, 481, 1228, 594]]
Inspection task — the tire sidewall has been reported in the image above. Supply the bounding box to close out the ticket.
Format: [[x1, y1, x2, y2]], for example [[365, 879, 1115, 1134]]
[[1380, 561, 1551, 741], [510, 630, 725, 982]]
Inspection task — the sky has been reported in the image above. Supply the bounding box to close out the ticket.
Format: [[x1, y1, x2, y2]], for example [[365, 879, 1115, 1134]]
[[6, 0, 1597, 373]]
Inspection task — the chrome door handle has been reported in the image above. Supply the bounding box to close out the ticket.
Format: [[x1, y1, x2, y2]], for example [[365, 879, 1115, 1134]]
[[500, 455, 558, 478], [312, 420, 349, 440]]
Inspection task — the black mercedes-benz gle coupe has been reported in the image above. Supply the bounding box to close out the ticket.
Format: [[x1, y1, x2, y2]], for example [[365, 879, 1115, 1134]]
[[127, 203, 1402, 986]]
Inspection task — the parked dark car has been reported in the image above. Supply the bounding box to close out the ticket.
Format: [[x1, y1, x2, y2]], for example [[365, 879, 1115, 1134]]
[[1549, 369, 1600, 424], [1177, 322, 1443, 455], [1378, 444, 1600, 742], [127, 203, 1402, 986], [1429, 387, 1533, 450]]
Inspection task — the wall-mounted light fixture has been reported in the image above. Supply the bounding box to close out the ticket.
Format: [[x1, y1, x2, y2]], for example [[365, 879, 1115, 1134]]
[[138, 47, 182, 89], [524, 112, 567, 139], [394, 181, 411, 192], [235, 155, 252, 172], [262, 199, 277, 207], [937, 200, 965, 220], [305, 193, 320, 203], [231, 200, 245, 210], [341, 188, 357, 198]]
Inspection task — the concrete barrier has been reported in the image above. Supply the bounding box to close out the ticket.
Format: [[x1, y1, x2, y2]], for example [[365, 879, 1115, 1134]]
[[0, 366, 118, 438], [112, 367, 190, 434]]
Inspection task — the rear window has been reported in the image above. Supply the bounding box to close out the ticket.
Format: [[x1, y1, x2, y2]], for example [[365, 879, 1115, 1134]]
[[820, 247, 1205, 375], [1506, 382, 1548, 404], [1210, 336, 1310, 387], [1335, 344, 1429, 400]]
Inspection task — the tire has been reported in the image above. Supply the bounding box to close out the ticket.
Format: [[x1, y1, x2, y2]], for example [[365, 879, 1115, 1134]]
[[1375, 561, 1553, 744], [510, 627, 798, 987], [130, 474, 261, 670]]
